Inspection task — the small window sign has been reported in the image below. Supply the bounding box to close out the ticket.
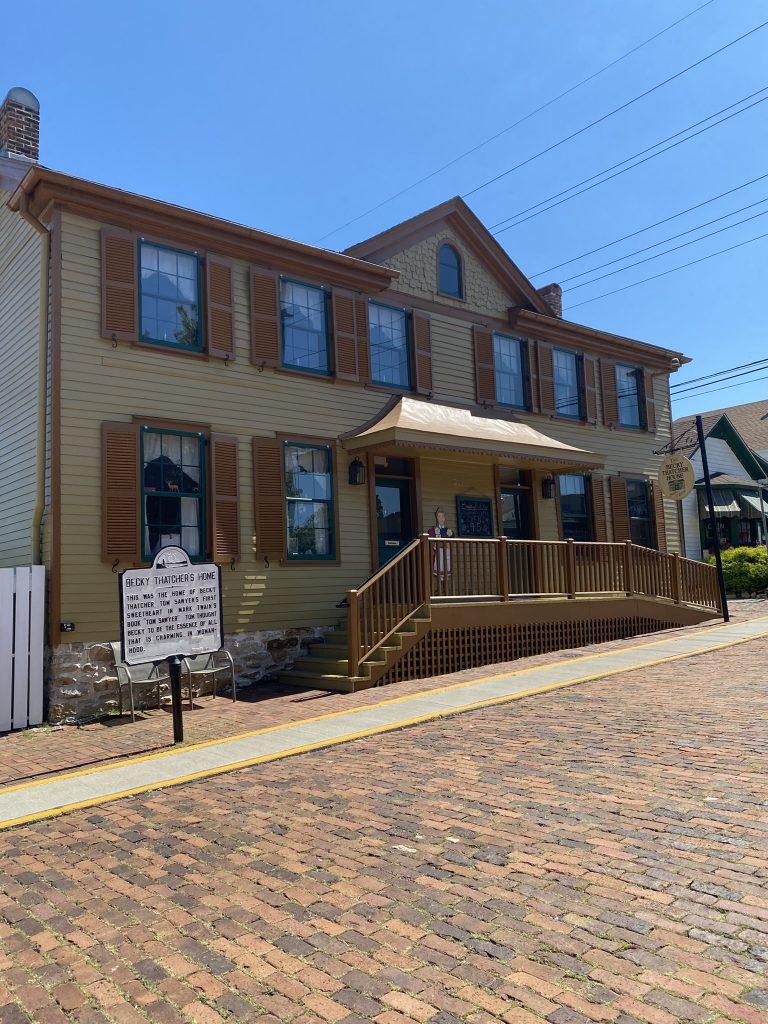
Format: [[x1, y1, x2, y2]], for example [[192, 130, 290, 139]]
[[456, 496, 494, 538]]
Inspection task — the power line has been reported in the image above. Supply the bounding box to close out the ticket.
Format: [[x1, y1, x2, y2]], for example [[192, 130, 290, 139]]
[[313, 0, 717, 244], [567, 203, 768, 292], [559, 194, 768, 285], [671, 356, 768, 389], [531, 170, 768, 278], [462, 18, 768, 200], [490, 86, 768, 235], [673, 372, 768, 403], [672, 364, 768, 395], [563, 226, 768, 311]]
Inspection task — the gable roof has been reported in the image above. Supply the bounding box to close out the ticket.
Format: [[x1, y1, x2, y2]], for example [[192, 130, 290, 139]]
[[671, 409, 768, 480], [344, 196, 554, 316], [676, 399, 768, 452]]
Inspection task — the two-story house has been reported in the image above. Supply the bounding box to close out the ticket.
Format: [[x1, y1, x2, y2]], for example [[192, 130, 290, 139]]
[[0, 87, 721, 722]]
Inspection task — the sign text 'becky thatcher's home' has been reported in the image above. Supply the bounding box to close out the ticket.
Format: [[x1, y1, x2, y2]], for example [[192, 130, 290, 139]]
[[0, 87, 722, 722]]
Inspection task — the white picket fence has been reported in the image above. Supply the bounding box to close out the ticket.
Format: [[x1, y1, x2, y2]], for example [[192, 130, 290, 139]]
[[0, 566, 45, 732]]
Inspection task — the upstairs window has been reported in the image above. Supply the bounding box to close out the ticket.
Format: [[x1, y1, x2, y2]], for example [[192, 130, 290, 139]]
[[139, 242, 201, 350], [559, 474, 592, 541], [554, 349, 582, 418], [616, 364, 644, 428], [141, 427, 205, 560], [369, 303, 411, 388], [280, 280, 329, 374], [284, 442, 336, 560], [438, 243, 463, 298], [493, 333, 526, 408]]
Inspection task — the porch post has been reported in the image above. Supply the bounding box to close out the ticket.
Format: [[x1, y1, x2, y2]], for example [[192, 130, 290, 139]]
[[497, 537, 510, 601], [623, 540, 635, 596], [672, 552, 682, 605], [347, 590, 360, 679], [419, 534, 432, 602], [565, 538, 577, 599]]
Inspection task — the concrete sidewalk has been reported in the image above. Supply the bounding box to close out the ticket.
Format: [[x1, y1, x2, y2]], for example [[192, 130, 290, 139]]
[[1, 614, 766, 830]]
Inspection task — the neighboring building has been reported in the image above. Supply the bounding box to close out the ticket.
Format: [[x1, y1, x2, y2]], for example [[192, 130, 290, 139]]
[[1, 87, 719, 722], [671, 407, 768, 560]]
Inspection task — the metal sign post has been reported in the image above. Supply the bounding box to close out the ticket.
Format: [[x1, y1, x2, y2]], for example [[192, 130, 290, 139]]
[[695, 415, 729, 623], [119, 546, 224, 743]]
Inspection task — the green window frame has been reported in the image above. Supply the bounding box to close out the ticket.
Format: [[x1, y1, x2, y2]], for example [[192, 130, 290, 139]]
[[493, 333, 527, 409], [139, 240, 202, 351], [559, 474, 592, 541], [616, 363, 645, 428], [140, 427, 207, 562], [627, 478, 653, 548], [284, 441, 336, 561], [369, 302, 411, 389], [554, 349, 583, 419], [280, 278, 330, 375]]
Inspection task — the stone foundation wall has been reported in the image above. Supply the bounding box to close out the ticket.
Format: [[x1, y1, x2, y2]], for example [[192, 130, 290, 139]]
[[46, 626, 330, 724]]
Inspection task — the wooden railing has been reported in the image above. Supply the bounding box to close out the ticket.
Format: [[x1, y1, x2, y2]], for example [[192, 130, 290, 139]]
[[347, 536, 722, 676]]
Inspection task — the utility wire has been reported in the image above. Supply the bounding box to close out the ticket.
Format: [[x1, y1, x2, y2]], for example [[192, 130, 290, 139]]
[[673, 372, 768, 402], [532, 169, 768, 277], [563, 226, 768, 311], [567, 204, 768, 291], [559, 194, 768, 285], [462, 17, 768, 200], [491, 86, 768, 235], [314, 0, 717, 243], [672, 364, 768, 395], [671, 356, 768, 389]]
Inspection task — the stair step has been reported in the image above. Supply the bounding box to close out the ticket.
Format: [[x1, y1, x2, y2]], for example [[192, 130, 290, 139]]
[[293, 656, 350, 673], [277, 670, 356, 693]]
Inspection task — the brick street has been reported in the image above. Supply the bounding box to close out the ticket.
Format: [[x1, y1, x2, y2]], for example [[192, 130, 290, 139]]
[[0, 635, 767, 1023]]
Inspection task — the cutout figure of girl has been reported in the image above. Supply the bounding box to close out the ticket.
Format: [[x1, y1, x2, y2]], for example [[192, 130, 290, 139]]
[[428, 508, 454, 585]]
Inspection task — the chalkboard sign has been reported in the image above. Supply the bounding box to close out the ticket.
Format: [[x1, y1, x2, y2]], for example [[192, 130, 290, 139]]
[[456, 496, 494, 538]]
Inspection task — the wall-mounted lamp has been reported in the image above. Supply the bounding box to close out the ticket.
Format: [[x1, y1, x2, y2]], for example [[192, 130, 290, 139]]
[[541, 474, 555, 500], [348, 457, 367, 486]]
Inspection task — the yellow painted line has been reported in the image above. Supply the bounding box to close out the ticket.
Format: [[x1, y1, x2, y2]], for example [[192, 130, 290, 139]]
[[0, 624, 766, 831], [0, 616, 765, 800]]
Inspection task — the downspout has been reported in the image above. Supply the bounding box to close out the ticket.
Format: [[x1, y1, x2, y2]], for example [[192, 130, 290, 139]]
[[17, 193, 50, 564]]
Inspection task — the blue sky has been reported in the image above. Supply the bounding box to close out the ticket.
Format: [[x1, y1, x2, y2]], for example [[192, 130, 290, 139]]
[[6, 0, 767, 416]]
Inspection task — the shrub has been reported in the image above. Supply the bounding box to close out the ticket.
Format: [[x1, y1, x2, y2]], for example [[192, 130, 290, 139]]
[[707, 545, 768, 594]]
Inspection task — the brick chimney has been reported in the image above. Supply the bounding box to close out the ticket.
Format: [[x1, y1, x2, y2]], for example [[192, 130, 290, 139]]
[[0, 87, 40, 162], [537, 282, 563, 318]]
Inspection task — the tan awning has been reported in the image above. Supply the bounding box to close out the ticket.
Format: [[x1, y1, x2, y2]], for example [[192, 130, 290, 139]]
[[739, 493, 766, 518], [341, 396, 604, 470], [697, 488, 741, 518]]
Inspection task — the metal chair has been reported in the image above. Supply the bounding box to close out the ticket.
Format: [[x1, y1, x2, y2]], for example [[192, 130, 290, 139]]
[[181, 650, 237, 704], [109, 642, 172, 721]]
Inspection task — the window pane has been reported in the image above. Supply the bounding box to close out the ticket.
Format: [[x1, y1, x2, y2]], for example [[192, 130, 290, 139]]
[[627, 479, 653, 547], [142, 430, 204, 560], [284, 443, 334, 559], [369, 304, 410, 387], [493, 334, 525, 407], [554, 350, 581, 417], [438, 244, 462, 297], [559, 474, 591, 541], [281, 280, 328, 372], [139, 242, 200, 349], [617, 364, 642, 427]]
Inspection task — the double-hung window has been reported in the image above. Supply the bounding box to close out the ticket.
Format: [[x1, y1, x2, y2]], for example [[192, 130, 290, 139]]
[[559, 474, 592, 541], [369, 303, 410, 388], [141, 427, 205, 560], [616, 364, 644, 428], [284, 442, 336, 560], [554, 349, 582, 418], [139, 242, 201, 351], [627, 479, 653, 547], [493, 333, 526, 408], [280, 280, 329, 374]]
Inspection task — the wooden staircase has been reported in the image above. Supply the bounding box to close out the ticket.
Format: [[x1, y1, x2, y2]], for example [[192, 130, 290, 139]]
[[277, 536, 723, 694]]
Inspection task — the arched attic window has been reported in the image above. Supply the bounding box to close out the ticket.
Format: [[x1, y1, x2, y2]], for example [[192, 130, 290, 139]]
[[438, 243, 463, 298]]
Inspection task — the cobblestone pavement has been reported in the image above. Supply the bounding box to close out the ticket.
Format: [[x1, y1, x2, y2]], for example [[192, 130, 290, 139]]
[[0, 631, 767, 1023], [0, 600, 765, 789]]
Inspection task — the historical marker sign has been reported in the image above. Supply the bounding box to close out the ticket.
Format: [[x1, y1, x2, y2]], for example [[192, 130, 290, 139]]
[[658, 453, 695, 501], [119, 546, 223, 666]]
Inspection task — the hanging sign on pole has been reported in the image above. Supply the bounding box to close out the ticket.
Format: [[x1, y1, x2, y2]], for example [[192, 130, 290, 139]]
[[658, 453, 695, 501]]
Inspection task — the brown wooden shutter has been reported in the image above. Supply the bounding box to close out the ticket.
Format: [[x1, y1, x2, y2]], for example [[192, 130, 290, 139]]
[[331, 289, 359, 381], [601, 359, 619, 427], [650, 480, 667, 551], [525, 340, 539, 413], [101, 228, 137, 341], [538, 342, 556, 415], [589, 474, 608, 542], [205, 256, 235, 361], [252, 437, 285, 560], [583, 355, 598, 424], [250, 268, 280, 367], [412, 310, 433, 395], [355, 297, 371, 385], [644, 370, 657, 432], [473, 325, 496, 406], [610, 477, 631, 542], [102, 422, 140, 563], [210, 434, 240, 562]]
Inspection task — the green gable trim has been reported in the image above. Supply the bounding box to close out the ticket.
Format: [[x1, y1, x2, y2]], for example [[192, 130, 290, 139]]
[[706, 416, 767, 480]]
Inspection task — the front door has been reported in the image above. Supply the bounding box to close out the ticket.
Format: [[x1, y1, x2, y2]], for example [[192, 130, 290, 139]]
[[375, 478, 414, 566], [500, 487, 531, 540]]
